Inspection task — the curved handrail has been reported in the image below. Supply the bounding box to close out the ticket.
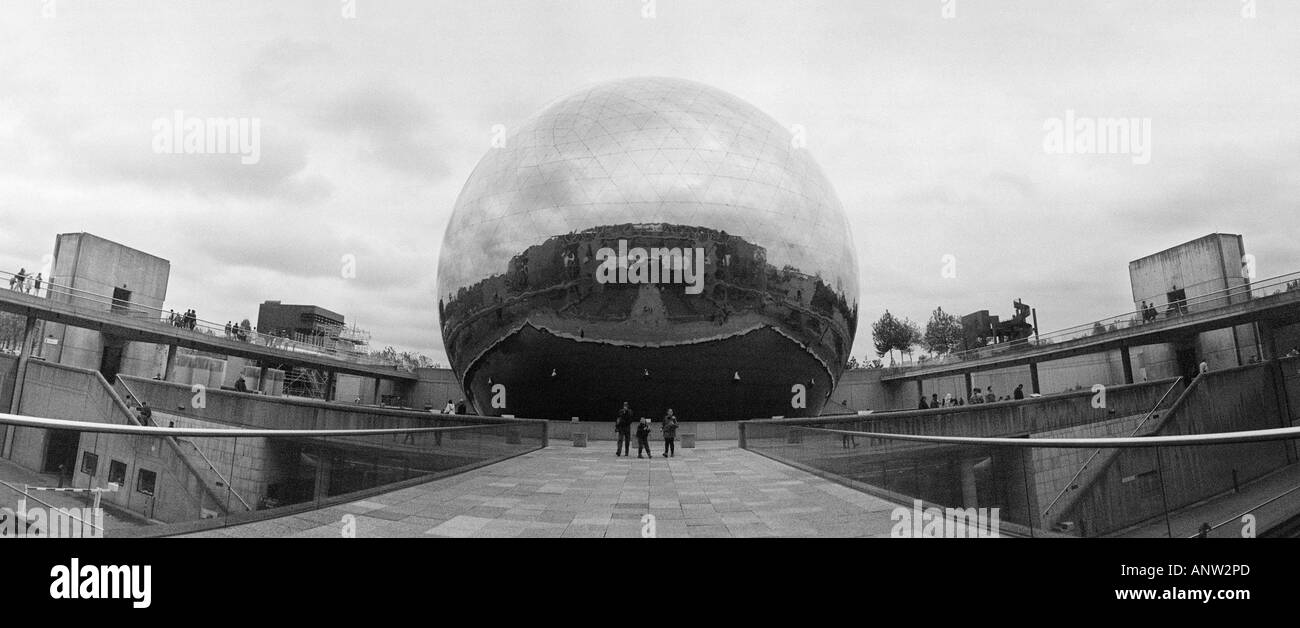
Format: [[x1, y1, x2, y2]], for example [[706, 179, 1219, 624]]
[[0, 411, 540, 438], [784, 423, 1300, 448], [879, 270, 1300, 370], [0, 269, 408, 370]]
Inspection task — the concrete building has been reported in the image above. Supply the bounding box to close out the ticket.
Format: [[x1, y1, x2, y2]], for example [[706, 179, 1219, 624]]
[[40, 233, 171, 381], [256, 301, 346, 347], [1128, 233, 1260, 380]]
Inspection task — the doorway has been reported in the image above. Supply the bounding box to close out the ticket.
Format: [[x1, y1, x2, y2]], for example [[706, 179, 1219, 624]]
[[42, 429, 80, 476], [110, 287, 132, 314], [100, 335, 125, 383]]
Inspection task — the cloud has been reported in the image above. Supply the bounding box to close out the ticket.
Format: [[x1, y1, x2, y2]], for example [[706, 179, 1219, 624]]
[[313, 83, 450, 176]]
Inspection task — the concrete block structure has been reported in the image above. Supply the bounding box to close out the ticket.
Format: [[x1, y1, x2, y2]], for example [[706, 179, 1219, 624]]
[[1128, 233, 1260, 379], [40, 233, 171, 381]]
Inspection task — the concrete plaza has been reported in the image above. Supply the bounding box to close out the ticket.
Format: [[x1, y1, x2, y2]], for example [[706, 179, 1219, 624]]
[[183, 442, 903, 538]]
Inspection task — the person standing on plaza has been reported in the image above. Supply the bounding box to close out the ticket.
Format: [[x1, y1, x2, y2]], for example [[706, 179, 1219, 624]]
[[661, 409, 679, 458], [635, 417, 653, 459], [615, 401, 633, 456]]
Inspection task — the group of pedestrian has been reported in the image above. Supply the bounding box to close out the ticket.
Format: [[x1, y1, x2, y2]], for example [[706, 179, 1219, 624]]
[[168, 309, 198, 330], [7, 268, 43, 295], [920, 384, 1027, 409], [1138, 300, 1160, 323], [224, 321, 251, 342], [613, 402, 679, 458]]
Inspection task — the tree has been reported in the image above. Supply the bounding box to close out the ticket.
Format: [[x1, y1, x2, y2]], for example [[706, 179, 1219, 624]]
[[871, 310, 921, 366], [922, 307, 963, 355]]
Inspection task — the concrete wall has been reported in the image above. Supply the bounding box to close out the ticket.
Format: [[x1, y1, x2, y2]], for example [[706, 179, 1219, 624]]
[[1029, 413, 1146, 518], [167, 349, 227, 389], [118, 374, 524, 432], [751, 377, 1179, 439], [70, 419, 220, 523], [154, 411, 281, 512], [1038, 350, 1128, 394], [825, 368, 911, 413], [1061, 361, 1294, 536], [6, 360, 132, 471], [549, 419, 740, 442], [5, 360, 224, 522], [407, 367, 465, 411]]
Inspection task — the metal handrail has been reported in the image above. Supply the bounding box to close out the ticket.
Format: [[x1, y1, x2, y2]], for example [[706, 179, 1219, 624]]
[[884, 269, 1300, 369], [1188, 482, 1300, 537], [0, 411, 539, 438], [1041, 375, 1185, 517], [782, 423, 1300, 448], [0, 269, 406, 370], [174, 438, 253, 512]]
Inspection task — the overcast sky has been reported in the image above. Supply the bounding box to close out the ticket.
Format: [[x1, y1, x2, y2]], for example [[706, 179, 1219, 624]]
[[2, 1, 1298, 364]]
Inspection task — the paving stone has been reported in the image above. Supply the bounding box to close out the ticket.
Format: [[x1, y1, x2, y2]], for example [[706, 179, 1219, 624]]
[[182, 442, 902, 539]]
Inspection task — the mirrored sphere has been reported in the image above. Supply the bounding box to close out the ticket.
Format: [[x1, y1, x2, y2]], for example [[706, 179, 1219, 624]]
[[438, 77, 859, 420]]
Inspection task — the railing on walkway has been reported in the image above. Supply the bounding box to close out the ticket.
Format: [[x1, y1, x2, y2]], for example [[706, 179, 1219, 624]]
[[739, 414, 1300, 538], [879, 270, 1300, 372], [0, 269, 407, 371], [0, 411, 547, 537]]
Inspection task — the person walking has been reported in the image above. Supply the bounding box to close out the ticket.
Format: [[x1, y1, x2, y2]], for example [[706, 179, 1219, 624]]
[[1013, 384, 1025, 400], [931, 393, 940, 408], [14, 268, 26, 292], [615, 402, 633, 456], [33, 273, 42, 296], [661, 409, 679, 458], [635, 417, 653, 459]]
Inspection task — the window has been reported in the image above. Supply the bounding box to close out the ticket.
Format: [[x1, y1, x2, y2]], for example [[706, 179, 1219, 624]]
[[136, 469, 157, 496], [81, 452, 99, 476], [107, 460, 127, 485]]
